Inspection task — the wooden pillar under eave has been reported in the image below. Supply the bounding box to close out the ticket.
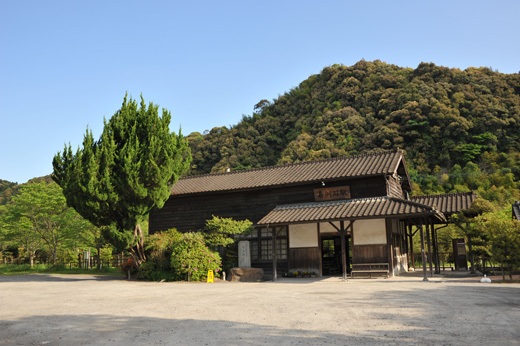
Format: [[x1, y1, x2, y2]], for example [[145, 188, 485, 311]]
[[271, 225, 278, 282], [419, 224, 428, 281], [426, 222, 433, 276], [408, 224, 415, 270], [340, 220, 347, 281], [432, 224, 440, 274]]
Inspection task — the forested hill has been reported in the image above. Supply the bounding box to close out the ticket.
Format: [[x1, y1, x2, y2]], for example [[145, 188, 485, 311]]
[[186, 60, 520, 202], [0, 180, 17, 205], [2, 61, 520, 205], [0, 176, 53, 205]]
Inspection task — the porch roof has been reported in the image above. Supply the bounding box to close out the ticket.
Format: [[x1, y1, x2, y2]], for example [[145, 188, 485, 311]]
[[257, 196, 445, 226], [409, 192, 477, 216]]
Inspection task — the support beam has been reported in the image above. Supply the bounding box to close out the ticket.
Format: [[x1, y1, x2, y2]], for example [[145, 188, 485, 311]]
[[432, 224, 440, 274], [419, 224, 428, 281], [435, 227, 441, 272], [328, 221, 341, 232], [340, 221, 347, 281], [408, 224, 415, 270], [426, 222, 433, 276], [271, 225, 277, 282]]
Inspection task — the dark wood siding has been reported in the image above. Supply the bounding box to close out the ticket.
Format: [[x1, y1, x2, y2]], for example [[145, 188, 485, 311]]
[[149, 175, 389, 233], [352, 244, 388, 264], [251, 261, 288, 277], [288, 247, 320, 271]]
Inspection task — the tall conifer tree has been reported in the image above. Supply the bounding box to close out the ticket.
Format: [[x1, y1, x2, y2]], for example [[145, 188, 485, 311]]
[[53, 94, 191, 265]]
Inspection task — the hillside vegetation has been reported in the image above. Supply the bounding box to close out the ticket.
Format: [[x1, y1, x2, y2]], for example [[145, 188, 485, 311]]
[[187, 60, 520, 206], [2, 61, 520, 207], [0, 176, 53, 205]]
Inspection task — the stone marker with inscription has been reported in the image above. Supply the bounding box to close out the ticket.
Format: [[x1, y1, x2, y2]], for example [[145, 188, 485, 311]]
[[238, 240, 251, 268]]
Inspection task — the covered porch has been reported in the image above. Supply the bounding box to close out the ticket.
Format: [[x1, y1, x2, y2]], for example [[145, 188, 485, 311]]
[[256, 196, 446, 281]]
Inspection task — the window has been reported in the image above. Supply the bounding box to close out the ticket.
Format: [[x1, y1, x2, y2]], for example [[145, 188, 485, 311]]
[[260, 238, 288, 260], [242, 227, 288, 261]]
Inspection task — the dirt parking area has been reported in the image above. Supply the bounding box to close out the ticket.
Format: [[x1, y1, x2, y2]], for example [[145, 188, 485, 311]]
[[1, 273, 519, 346]]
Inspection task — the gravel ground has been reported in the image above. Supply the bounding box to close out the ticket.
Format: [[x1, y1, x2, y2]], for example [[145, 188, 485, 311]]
[[1, 272, 519, 346]]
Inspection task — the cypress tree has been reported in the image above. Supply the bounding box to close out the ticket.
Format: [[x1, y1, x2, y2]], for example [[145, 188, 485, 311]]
[[53, 94, 191, 265]]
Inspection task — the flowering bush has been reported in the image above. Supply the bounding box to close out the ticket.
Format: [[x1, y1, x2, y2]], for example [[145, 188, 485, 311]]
[[120, 258, 137, 278], [171, 232, 222, 281], [287, 270, 317, 278]]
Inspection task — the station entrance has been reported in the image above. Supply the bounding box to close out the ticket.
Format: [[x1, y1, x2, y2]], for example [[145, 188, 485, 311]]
[[321, 235, 352, 275]]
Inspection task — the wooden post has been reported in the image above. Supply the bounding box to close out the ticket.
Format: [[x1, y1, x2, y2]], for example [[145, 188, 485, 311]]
[[420, 224, 428, 281], [426, 222, 433, 276], [271, 225, 277, 282], [340, 221, 347, 281], [432, 224, 440, 274], [409, 224, 415, 270], [435, 227, 442, 271], [317, 223, 323, 277]]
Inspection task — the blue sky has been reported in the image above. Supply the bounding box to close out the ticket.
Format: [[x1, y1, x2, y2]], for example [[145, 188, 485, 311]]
[[1, 1, 519, 184]]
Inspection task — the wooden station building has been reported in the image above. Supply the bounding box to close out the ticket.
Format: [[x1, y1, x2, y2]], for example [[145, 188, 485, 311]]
[[149, 150, 476, 279]]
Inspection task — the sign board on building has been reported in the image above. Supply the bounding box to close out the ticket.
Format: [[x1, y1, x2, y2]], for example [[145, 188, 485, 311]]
[[314, 186, 351, 201]]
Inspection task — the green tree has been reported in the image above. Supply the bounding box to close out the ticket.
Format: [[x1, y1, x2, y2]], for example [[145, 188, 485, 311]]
[[451, 198, 495, 273], [203, 215, 253, 248], [0, 181, 80, 265], [53, 94, 191, 266], [478, 210, 520, 281], [0, 203, 43, 267]]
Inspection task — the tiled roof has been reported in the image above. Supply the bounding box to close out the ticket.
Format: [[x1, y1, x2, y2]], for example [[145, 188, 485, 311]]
[[173, 150, 406, 195], [257, 196, 445, 225], [410, 192, 477, 215], [513, 201, 520, 221]]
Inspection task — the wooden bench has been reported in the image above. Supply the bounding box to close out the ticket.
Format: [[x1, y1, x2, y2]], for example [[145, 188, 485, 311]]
[[351, 263, 389, 279]]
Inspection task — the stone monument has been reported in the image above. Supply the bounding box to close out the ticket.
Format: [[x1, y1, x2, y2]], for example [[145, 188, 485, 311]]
[[238, 240, 251, 268], [229, 240, 264, 282]]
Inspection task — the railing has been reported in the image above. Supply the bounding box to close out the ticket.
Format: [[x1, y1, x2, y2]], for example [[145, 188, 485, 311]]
[[1, 254, 128, 269], [411, 252, 454, 271]]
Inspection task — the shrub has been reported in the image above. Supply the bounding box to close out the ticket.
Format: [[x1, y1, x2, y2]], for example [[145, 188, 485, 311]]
[[120, 258, 138, 278], [49, 263, 67, 271], [137, 261, 176, 281], [171, 232, 222, 281], [145, 229, 183, 271]]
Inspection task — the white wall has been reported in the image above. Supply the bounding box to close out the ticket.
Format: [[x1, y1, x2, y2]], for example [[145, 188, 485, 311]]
[[289, 224, 318, 248], [353, 219, 387, 245], [319, 222, 339, 233]]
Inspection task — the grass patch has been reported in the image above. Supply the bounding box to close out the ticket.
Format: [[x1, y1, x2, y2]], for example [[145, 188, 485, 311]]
[[0, 264, 121, 276]]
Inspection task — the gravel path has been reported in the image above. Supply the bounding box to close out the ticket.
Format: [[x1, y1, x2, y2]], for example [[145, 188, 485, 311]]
[[1, 273, 519, 345]]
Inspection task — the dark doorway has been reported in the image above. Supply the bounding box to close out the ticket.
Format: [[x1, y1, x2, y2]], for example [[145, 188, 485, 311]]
[[452, 238, 468, 270], [321, 236, 351, 275]]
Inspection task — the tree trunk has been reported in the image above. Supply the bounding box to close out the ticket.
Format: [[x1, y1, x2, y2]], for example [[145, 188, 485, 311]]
[[129, 224, 147, 267], [29, 253, 34, 269]]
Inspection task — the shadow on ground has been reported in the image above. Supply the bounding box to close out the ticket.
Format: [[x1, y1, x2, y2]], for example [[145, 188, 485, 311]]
[[0, 313, 447, 346]]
